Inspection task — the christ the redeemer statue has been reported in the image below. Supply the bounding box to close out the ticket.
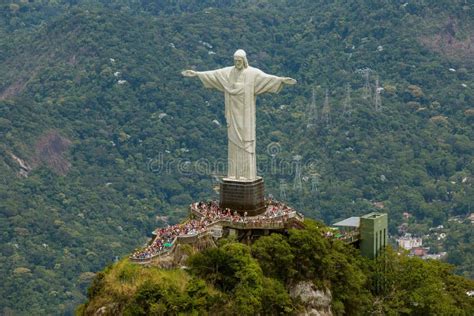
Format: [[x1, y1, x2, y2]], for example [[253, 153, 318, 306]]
[[182, 49, 296, 181]]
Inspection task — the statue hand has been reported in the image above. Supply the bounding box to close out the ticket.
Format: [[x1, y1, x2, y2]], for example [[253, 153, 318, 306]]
[[182, 70, 197, 77], [282, 77, 297, 85]]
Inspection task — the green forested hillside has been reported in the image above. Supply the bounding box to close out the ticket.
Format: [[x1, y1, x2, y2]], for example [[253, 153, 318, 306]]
[[79, 221, 474, 315], [0, 0, 472, 314]]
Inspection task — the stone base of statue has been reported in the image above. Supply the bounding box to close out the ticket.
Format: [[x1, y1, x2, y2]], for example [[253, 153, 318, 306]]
[[220, 177, 265, 216]]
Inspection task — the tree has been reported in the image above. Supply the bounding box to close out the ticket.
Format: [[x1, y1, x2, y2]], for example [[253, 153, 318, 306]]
[[251, 233, 295, 283]]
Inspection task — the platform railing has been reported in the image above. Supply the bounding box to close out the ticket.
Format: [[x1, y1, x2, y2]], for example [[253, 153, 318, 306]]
[[132, 202, 306, 262]]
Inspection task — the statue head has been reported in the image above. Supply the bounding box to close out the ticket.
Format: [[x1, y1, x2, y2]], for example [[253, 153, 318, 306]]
[[233, 49, 249, 70]]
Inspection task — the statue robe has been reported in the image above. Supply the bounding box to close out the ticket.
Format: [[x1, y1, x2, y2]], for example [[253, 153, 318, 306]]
[[197, 66, 287, 180]]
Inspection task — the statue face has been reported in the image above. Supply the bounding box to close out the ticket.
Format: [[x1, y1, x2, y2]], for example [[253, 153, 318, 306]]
[[234, 57, 245, 70]]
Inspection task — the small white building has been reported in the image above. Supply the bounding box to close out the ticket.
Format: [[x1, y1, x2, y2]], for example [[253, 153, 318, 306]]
[[397, 234, 422, 250]]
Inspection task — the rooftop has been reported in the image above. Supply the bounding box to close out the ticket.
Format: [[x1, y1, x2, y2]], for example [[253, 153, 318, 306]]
[[361, 212, 386, 219], [333, 216, 360, 227]]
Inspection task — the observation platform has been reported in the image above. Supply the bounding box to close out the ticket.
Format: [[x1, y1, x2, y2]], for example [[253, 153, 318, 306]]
[[129, 199, 305, 264]]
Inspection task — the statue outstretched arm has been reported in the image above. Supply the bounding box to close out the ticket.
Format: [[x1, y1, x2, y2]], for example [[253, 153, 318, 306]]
[[182, 68, 228, 92], [181, 70, 198, 77], [254, 71, 297, 95], [281, 77, 297, 85]]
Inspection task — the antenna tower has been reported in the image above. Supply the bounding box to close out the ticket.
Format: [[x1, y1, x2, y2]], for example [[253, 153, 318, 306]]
[[343, 84, 352, 116], [311, 174, 320, 193], [356, 68, 373, 100], [279, 179, 287, 200], [374, 75, 382, 112], [321, 89, 331, 126], [293, 155, 303, 191], [211, 174, 220, 198], [307, 86, 318, 128]]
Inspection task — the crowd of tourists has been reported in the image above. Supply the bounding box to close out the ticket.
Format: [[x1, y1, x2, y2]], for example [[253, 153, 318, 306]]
[[191, 200, 297, 223], [191, 201, 243, 223], [130, 218, 211, 260], [131, 199, 300, 261]]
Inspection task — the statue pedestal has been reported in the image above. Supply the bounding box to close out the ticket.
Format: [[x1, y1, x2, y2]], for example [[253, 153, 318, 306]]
[[220, 177, 265, 216]]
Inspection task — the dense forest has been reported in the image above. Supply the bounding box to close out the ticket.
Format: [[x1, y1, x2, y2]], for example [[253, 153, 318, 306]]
[[0, 0, 472, 314], [79, 221, 474, 315]]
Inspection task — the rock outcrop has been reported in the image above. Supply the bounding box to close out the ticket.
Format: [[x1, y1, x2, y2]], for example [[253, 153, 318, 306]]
[[289, 281, 332, 316]]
